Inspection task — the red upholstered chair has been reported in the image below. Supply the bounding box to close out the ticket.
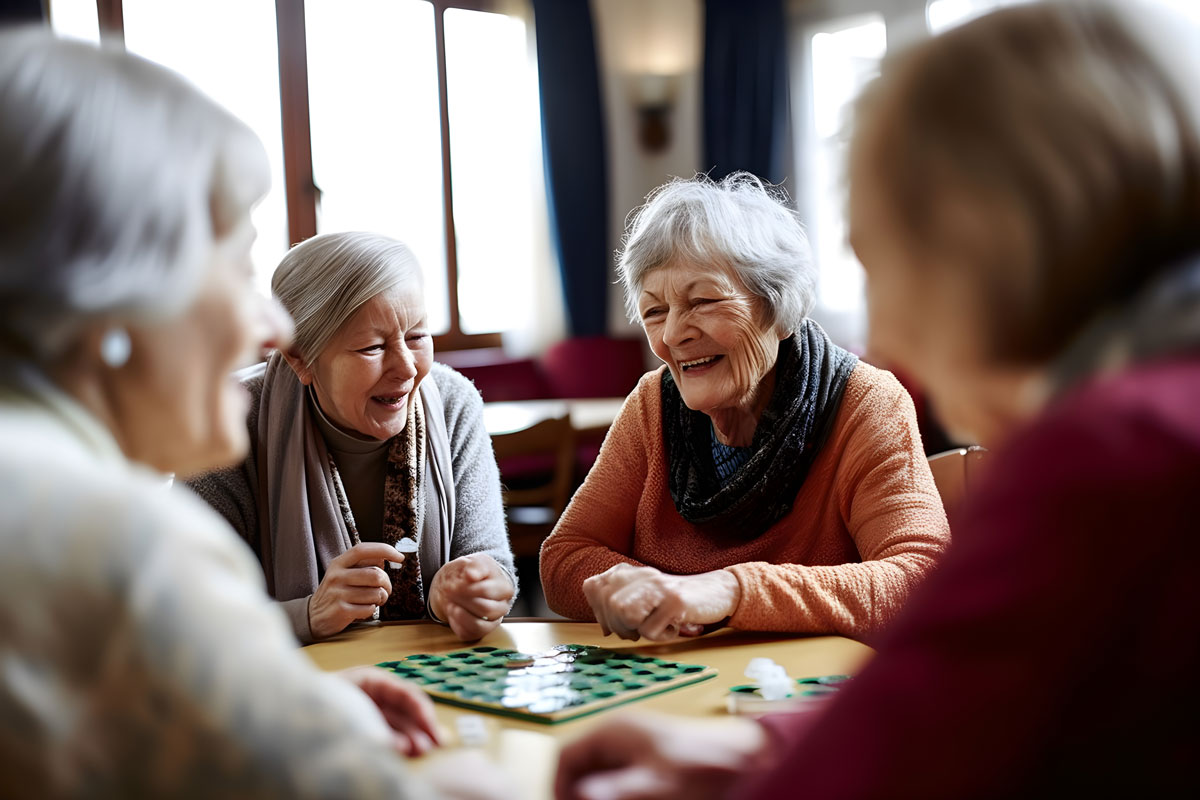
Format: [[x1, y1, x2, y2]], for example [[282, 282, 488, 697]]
[[539, 336, 646, 399]]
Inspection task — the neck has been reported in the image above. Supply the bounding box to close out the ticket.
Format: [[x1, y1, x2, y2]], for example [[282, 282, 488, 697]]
[[707, 366, 776, 447]]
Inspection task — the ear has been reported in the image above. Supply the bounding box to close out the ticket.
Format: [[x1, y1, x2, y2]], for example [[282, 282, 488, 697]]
[[280, 348, 314, 386]]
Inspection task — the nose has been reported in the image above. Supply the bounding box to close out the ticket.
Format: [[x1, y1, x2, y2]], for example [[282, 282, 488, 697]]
[[385, 341, 419, 382], [661, 308, 697, 349]]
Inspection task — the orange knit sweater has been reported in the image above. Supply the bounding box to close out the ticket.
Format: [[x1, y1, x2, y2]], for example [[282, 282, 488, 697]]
[[539, 362, 951, 640]]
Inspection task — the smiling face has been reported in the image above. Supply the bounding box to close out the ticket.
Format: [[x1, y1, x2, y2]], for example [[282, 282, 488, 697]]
[[638, 260, 782, 415], [289, 284, 432, 440]]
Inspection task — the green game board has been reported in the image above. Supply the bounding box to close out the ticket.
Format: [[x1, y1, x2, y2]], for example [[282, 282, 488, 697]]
[[377, 644, 718, 724]]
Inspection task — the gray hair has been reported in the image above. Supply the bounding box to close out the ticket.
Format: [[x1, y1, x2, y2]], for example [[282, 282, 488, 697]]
[[272, 232, 423, 366], [0, 27, 269, 364], [617, 172, 816, 335]]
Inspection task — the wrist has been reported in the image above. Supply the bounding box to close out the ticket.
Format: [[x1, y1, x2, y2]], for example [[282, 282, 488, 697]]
[[716, 569, 742, 617]]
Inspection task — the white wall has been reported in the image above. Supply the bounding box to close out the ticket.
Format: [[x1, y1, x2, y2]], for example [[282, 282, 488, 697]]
[[590, 0, 704, 338]]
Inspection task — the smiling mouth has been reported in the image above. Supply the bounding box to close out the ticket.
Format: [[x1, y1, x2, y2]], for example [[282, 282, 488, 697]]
[[680, 355, 723, 372], [372, 394, 407, 407]]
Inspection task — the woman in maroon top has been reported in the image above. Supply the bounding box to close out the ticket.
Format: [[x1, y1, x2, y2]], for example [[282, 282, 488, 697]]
[[554, 2, 1200, 798]]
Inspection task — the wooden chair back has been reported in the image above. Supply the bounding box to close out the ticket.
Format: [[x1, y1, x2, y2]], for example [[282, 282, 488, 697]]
[[490, 415, 575, 559]]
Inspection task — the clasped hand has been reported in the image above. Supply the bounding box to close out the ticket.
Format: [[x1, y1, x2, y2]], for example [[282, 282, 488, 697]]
[[429, 553, 516, 641], [581, 564, 741, 642]]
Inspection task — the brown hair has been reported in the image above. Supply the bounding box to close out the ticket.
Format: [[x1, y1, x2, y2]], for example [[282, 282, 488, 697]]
[[852, 1, 1200, 364]]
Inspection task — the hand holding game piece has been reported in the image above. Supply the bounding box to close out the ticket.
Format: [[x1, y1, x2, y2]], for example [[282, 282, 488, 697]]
[[429, 553, 515, 641], [308, 541, 407, 639], [337, 665, 442, 757], [581, 564, 742, 642], [555, 712, 771, 800]]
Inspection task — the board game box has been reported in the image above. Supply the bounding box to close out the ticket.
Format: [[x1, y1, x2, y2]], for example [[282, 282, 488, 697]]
[[377, 643, 718, 724]]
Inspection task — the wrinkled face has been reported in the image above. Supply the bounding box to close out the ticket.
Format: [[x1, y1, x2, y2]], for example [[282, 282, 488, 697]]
[[295, 284, 432, 440], [638, 260, 781, 414], [116, 220, 293, 477]]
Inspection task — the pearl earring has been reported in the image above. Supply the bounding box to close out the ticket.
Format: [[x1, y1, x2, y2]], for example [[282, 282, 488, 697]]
[[99, 327, 131, 368]]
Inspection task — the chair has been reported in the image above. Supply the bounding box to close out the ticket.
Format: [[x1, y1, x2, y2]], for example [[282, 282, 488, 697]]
[[927, 445, 989, 518], [491, 415, 576, 559], [491, 415, 575, 618]]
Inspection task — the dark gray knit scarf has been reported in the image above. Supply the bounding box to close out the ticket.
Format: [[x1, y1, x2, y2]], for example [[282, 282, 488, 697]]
[[663, 319, 858, 538]]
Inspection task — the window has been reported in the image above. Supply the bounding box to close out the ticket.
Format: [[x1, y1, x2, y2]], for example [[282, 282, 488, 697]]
[[926, 0, 1032, 34], [49, 0, 547, 350], [793, 12, 887, 352], [121, 0, 289, 299]]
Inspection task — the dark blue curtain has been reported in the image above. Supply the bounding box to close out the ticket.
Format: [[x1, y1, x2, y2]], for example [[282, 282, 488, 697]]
[[704, 0, 790, 183], [0, 0, 45, 24], [531, 0, 609, 337]]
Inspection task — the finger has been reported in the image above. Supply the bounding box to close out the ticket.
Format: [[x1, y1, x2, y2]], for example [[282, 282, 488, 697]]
[[451, 595, 511, 621], [555, 721, 643, 800], [638, 596, 686, 642], [577, 765, 675, 800], [607, 583, 660, 639], [342, 602, 379, 622], [339, 565, 392, 592], [460, 574, 516, 602], [332, 541, 405, 569], [341, 586, 390, 606], [445, 603, 500, 642], [360, 671, 442, 746]]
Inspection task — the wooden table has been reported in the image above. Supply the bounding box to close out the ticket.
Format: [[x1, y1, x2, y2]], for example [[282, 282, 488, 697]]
[[305, 620, 873, 799], [482, 398, 626, 437]]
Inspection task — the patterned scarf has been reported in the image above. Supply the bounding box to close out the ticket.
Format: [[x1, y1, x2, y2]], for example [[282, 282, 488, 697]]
[[663, 319, 858, 538], [328, 393, 428, 620]]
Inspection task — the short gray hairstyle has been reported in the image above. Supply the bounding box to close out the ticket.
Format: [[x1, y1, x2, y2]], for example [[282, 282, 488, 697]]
[[0, 27, 269, 363], [272, 232, 423, 366], [617, 173, 816, 335]]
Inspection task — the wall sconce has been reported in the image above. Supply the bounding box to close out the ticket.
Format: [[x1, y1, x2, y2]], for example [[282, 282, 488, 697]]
[[600, 0, 700, 154], [633, 73, 677, 152]]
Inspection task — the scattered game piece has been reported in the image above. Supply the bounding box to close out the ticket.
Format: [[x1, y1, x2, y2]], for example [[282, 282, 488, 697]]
[[503, 655, 537, 669], [745, 658, 793, 700], [395, 538, 419, 553], [455, 714, 489, 747], [377, 644, 717, 724], [726, 673, 853, 715]]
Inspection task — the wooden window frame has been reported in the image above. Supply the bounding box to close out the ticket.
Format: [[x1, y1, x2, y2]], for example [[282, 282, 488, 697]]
[[93, 0, 507, 352]]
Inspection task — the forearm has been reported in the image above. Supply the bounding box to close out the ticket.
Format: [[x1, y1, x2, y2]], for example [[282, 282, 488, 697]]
[[726, 553, 938, 639], [540, 532, 649, 620]]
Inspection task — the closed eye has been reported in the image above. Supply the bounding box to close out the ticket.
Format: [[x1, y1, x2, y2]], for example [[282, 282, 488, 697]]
[[357, 344, 385, 354], [641, 307, 665, 320]]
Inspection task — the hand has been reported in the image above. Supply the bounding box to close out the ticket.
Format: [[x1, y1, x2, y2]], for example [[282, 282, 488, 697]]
[[581, 564, 741, 642], [309, 542, 406, 639], [429, 554, 515, 641], [424, 751, 521, 799], [338, 666, 442, 757], [555, 713, 770, 800]]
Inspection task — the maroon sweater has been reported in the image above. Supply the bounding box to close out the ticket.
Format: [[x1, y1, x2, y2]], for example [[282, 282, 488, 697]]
[[740, 356, 1200, 799]]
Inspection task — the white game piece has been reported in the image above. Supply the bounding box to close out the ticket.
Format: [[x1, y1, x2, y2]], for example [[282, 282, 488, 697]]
[[456, 714, 489, 747], [396, 538, 419, 553]]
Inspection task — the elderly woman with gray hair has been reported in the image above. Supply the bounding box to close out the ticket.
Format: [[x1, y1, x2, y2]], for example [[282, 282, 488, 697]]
[[540, 173, 950, 641], [189, 231, 516, 643], [0, 28, 524, 797]]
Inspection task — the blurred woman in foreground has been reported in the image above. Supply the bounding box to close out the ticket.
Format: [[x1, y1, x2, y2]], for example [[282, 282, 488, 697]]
[[0, 29, 490, 796], [554, 2, 1200, 797]]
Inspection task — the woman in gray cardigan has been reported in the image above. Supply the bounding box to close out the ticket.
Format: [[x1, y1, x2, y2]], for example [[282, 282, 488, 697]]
[[190, 232, 515, 643]]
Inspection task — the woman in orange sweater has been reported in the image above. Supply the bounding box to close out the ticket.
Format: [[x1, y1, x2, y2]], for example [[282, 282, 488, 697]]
[[539, 174, 950, 641]]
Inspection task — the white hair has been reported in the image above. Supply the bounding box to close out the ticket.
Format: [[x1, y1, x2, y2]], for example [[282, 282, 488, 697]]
[[0, 27, 269, 364], [272, 232, 424, 366], [617, 172, 817, 335]]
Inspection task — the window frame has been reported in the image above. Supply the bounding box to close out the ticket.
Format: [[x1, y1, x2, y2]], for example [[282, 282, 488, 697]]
[[92, 0, 506, 351]]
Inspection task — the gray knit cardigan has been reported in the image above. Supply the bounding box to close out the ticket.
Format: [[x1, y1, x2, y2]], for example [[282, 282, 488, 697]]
[[186, 362, 515, 642]]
